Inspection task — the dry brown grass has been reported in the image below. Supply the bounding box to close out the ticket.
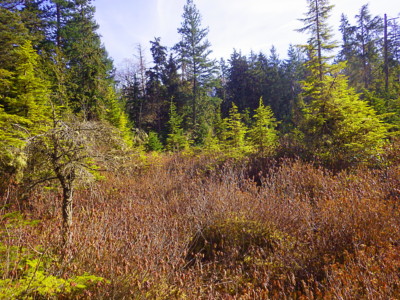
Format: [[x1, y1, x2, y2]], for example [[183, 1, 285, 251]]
[[1, 152, 399, 299]]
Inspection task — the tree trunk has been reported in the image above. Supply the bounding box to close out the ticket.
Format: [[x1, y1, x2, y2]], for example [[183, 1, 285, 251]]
[[61, 183, 73, 247]]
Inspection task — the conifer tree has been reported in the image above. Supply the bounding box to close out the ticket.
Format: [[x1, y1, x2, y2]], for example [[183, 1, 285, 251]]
[[222, 103, 248, 153], [226, 50, 251, 114], [298, 0, 390, 166], [146, 37, 169, 132], [354, 4, 382, 90], [249, 98, 279, 155], [61, 0, 114, 120], [174, 0, 217, 139], [297, 0, 336, 83], [0, 36, 51, 174], [299, 69, 389, 165], [166, 100, 189, 152]]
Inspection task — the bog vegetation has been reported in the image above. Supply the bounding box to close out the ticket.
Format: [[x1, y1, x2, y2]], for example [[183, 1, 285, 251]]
[[0, 0, 399, 298]]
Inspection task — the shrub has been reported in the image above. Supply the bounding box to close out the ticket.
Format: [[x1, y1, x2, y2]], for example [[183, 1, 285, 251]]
[[0, 211, 107, 299], [186, 215, 289, 265]]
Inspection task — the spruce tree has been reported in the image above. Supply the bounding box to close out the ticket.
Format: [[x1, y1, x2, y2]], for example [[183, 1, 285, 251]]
[[61, 0, 114, 120], [166, 101, 189, 152], [222, 103, 249, 154], [298, 0, 390, 166], [249, 98, 279, 155], [297, 0, 336, 83], [0, 38, 51, 174], [354, 4, 382, 90], [174, 0, 217, 140], [299, 69, 389, 165]]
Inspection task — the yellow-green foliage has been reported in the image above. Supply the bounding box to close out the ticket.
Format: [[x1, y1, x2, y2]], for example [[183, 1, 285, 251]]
[[104, 86, 133, 147], [220, 103, 252, 157], [0, 260, 105, 299], [300, 70, 390, 165], [248, 98, 279, 155], [0, 40, 51, 175], [0, 212, 106, 299]]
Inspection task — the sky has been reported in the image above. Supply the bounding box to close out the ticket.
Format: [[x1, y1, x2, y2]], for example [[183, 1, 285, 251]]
[[94, 0, 399, 67]]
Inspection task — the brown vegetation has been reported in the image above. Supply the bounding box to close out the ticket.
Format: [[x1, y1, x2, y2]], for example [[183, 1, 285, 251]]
[[1, 149, 400, 299]]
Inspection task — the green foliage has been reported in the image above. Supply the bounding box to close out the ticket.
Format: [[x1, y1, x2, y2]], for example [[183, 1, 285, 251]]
[[1, 40, 51, 129], [297, 0, 336, 81], [299, 71, 390, 165], [0, 212, 106, 299], [166, 101, 189, 152], [145, 131, 164, 152], [0, 260, 105, 299], [0, 8, 29, 70], [174, 0, 218, 131], [248, 98, 279, 155], [104, 86, 133, 147], [0, 39, 51, 176], [221, 103, 251, 156]]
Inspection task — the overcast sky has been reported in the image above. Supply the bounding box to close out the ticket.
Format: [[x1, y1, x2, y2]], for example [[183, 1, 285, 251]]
[[94, 0, 399, 66]]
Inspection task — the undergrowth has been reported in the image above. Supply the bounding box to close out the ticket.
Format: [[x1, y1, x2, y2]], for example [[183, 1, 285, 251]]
[[1, 150, 399, 299]]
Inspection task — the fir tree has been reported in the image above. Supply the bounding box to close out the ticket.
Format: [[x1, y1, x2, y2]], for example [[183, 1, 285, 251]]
[[222, 103, 248, 153], [297, 0, 336, 82], [174, 0, 217, 139], [166, 100, 189, 152], [299, 69, 389, 165], [298, 0, 390, 166], [248, 98, 279, 155]]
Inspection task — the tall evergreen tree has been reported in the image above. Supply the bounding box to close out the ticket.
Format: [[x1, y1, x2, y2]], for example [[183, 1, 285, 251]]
[[225, 50, 251, 114], [60, 0, 114, 120], [146, 37, 168, 132], [0, 10, 51, 174], [298, 0, 390, 166], [282, 45, 306, 127], [354, 4, 382, 90], [297, 0, 336, 82], [174, 0, 217, 139]]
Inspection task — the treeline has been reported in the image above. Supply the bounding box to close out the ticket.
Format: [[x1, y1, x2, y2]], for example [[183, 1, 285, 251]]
[[118, 1, 399, 156], [0, 0, 132, 158], [1, 0, 400, 170]]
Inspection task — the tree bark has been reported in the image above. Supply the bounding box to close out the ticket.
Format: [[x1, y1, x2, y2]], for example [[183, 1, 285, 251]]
[[61, 183, 73, 247]]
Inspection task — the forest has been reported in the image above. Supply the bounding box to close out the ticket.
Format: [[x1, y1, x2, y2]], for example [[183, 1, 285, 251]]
[[0, 0, 399, 298]]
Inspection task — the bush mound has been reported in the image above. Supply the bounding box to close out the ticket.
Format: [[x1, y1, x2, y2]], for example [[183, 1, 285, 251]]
[[186, 215, 287, 265]]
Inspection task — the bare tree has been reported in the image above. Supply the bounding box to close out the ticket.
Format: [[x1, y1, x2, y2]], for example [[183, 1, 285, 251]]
[[24, 115, 126, 248]]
